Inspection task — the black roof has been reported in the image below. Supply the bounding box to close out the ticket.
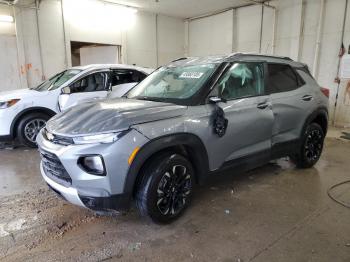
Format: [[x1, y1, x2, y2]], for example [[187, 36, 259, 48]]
[[168, 53, 305, 68]]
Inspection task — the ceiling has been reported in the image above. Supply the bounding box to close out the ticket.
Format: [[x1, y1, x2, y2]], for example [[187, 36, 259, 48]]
[[105, 0, 267, 19]]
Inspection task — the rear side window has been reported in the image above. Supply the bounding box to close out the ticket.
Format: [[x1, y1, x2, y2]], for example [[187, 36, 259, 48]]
[[267, 64, 303, 94], [111, 70, 147, 86]]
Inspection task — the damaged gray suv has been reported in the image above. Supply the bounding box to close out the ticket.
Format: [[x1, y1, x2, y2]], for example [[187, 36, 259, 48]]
[[37, 53, 329, 223]]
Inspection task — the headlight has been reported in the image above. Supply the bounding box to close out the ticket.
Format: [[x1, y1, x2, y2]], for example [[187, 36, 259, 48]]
[[0, 99, 20, 109], [73, 133, 120, 145]]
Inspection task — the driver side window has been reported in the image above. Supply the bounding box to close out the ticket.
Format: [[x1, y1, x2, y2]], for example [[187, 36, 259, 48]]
[[217, 63, 264, 100], [70, 72, 108, 93]]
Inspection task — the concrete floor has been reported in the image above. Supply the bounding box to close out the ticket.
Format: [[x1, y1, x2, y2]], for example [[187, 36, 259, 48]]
[[0, 130, 350, 262]]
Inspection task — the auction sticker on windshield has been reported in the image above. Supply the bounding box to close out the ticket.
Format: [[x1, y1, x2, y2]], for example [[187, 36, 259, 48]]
[[179, 72, 204, 79]]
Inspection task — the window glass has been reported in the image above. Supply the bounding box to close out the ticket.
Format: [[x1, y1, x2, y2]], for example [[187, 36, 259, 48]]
[[111, 70, 147, 86], [217, 63, 264, 100], [70, 72, 107, 93], [132, 71, 147, 82], [267, 64, 300, 94], [31, 69, 81, 92], [126, 64, 217, 101]]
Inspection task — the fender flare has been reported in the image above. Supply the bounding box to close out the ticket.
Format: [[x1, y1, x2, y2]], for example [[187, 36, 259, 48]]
[[300, 106, 328, 137], [123, 133, 209, 195], [10, 107, 56, 137]]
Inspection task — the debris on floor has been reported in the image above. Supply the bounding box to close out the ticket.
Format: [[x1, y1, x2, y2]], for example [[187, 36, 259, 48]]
[[128, 242, 142, 252]]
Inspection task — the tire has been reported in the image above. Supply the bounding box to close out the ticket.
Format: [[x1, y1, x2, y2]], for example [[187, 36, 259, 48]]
[[293, 123, 325, 168], [16, 113, 50, 148], [135, 152, 195, 224]]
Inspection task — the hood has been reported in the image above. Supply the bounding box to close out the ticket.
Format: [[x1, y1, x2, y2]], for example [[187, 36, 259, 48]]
[[0, 88, 44, 100], [46, 98, 187, 136]]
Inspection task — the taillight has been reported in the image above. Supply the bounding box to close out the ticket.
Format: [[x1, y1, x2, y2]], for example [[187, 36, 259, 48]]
[[321, 87, 329, 98]]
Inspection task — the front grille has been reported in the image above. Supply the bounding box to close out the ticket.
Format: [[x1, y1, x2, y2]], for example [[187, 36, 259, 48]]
[[40, 150, 72, 187]]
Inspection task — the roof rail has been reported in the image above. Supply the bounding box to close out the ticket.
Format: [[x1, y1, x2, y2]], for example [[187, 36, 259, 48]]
[[171, 57, 188, 62], [229, 53, 293, 61]]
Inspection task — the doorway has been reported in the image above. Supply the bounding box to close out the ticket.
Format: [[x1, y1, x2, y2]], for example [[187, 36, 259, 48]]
[[70, 41, 121, 66]]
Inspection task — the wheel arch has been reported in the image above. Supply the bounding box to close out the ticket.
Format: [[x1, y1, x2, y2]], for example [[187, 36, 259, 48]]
[[302, 107, 328, 137], [124, 133, 210, 197], [10, 107, 56, 138]]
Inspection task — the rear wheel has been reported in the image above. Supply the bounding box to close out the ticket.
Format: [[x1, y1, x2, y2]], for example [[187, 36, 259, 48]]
[[135, 153, 194, 224], [293, 123, 325, 168], [16, 113, 50, 148]]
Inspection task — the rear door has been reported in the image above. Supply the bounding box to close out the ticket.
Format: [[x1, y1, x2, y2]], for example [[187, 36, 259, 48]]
[[204, 62, 274, 170], [58, 71, 110, 111], [108, 69, 148, 98], [267, 63, 314, 151]]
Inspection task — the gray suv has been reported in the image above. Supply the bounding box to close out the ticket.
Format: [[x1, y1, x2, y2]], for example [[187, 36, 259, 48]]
[[36, 54, 329, 223]]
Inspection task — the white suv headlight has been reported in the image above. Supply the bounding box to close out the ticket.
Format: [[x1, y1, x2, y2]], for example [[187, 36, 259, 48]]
[[0, 99, 20, 109], [73, 133, 120, 145]]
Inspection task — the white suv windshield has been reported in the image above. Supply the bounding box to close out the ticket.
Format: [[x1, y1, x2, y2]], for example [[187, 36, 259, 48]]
[[126, 64, 217, 102], [31, 69, 82, 92]]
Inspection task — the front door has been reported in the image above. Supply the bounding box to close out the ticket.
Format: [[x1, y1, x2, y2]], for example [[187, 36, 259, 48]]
[[204, 62, 274, 171], [58, 71, 109, 111]]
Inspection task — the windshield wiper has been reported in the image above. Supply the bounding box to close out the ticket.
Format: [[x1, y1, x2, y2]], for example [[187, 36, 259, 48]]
[[47, 72, 66, 91], [134, 96, 164, 102]]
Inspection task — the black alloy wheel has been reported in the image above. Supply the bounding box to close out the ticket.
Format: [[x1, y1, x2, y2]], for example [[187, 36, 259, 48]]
[[136, 153, 194, 224], [304, 128, 323, 163], [156, 164, 192, 216], [293, 123, 325, 168]]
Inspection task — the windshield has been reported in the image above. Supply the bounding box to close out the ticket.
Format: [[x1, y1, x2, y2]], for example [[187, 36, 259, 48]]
[[126, 64, 218, 103], [31, 69, 82, 92]]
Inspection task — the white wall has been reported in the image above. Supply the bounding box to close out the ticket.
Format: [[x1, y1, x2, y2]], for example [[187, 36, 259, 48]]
[[126, 13, 185, 68], [157, 15, 185, 66], [187, 6, 275, 56], [235, 5, 262, 53], [63, 0, 123, 45], [126, 12, 157, 68], [38, 0, 67, 79], [189, 10, 233, 56], [0, 5, 21, 91], [0, 5, 15, 35], [15, 6, 44, 88], [80, 46, 120, 65], [0, 35, 21, 91]]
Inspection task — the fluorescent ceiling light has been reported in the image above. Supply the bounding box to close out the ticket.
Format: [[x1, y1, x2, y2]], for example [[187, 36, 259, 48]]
[[0, 15, 14, 23]]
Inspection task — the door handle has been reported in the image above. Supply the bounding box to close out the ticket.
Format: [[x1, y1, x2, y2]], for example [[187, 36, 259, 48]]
[[257, 102, 269, 109], [302, 95, 313, 101]]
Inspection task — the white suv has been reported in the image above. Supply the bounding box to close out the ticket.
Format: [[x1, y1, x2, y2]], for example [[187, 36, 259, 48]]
[[0, 64, 153, 147]]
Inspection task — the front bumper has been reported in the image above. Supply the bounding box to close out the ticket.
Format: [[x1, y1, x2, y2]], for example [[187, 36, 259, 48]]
[[41, 162, 85, 207], [0, 108, 16, 137], [37, 129, 149, 211], [41, 163, 131, 211]]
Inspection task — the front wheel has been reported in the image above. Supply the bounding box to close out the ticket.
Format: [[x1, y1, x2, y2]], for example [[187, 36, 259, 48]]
[[293, 123, 325, 168], [135, 153, 194, 224], [16, 113, 50, 148]]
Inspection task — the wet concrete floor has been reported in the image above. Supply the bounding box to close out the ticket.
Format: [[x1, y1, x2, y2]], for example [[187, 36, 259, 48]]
[[0, 131, 350, 261]]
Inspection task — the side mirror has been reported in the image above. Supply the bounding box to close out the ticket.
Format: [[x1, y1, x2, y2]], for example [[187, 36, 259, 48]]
[[209, 96, 226, 104], [61, 86, 71, 94]]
